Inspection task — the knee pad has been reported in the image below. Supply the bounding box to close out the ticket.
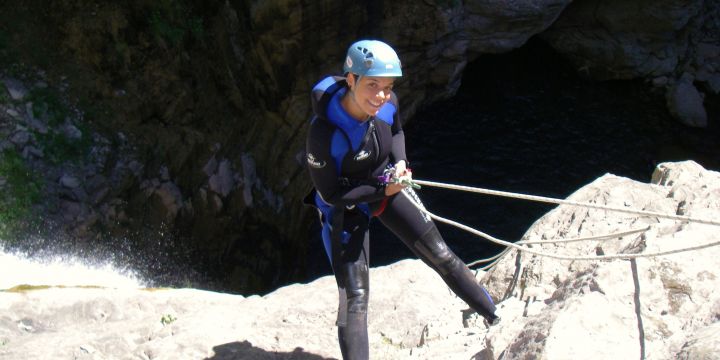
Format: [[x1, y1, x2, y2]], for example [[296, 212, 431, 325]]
[[413, 226, 461, 276], [347, 288, 368, 314], [343, 262, 369, 314]]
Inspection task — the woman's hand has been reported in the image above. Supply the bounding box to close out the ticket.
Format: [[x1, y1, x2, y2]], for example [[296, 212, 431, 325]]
[[394, 160, 408, 178], [394, 160, 413, 184], [385, 160, 412, 196]]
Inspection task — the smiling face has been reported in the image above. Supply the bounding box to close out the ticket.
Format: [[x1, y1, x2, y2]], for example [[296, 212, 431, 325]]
[[342, 74, 396, 121]]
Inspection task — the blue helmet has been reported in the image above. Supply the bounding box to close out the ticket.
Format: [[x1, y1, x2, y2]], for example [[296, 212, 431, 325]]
[[343, 40, 402, 77]]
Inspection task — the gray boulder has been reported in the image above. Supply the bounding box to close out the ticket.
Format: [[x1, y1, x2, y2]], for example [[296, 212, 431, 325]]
[[666, 74, 709, 127]]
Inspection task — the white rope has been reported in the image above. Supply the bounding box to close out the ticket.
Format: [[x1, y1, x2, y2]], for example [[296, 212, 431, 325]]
[[413, 179, 720, 227], [477, 257, 507, 272], [400, 190, 720, 261], [516, 226, 650, 245], [467, 248, 510, 266], [467, 248, 511, 269], [465, 227, 647, 267]]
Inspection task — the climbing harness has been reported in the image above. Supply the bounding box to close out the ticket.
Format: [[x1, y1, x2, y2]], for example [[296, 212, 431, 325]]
[[385, 177, 720, 267]]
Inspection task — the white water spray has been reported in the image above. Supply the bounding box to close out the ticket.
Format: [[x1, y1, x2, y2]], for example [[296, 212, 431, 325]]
[[0, 248, 144, 290]]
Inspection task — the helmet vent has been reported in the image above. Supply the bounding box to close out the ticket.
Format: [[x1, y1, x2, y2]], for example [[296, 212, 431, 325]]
[[357, 47, 374, 59]]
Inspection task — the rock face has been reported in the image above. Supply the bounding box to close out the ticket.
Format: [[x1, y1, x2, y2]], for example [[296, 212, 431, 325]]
[[484, 160, 720, 359], [542, 0, 720, 127], [0, 0, 576, 293], [666, 72, 709, 127], [1, 1, 718, 294], [1, 161, 718, 359]]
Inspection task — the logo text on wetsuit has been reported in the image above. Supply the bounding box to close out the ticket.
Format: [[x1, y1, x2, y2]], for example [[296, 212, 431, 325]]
[[404, 188, 431, 223], [306, 153, 326, 168], [354, 150, 371, 161]]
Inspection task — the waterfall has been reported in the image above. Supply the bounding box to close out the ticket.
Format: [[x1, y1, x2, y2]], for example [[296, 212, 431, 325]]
[[0, 248, 144, 290]]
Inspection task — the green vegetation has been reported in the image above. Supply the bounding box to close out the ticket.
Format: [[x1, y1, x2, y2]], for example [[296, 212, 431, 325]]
[[148, 0, 204, 47], [26, 88, 93, 164], [160, 313, 177, 326], [0, 29, 12, 65], [150, 11, 185, 46], [77, 94, 113, 126], [114, 40, 131, 66], [379, 333, 404, 349], [0, 87, 9, 104], [0, 149, 42, 242], [4, 63, 25, 78], [27, 87, 69, 126], [0, 30, 7, 50], [188, 17, 204, 41], [35, 124, 92, 164]]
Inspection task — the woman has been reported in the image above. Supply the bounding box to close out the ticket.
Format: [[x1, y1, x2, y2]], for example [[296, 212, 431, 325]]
[[305, 39, 499, 359]]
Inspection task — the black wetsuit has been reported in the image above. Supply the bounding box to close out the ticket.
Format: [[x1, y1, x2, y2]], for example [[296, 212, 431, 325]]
[[305, 76, 498, 360]]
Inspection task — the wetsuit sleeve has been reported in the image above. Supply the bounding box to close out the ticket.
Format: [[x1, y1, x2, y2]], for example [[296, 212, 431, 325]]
[[306, 121, 387, 207], [390, 93, 408, 164]]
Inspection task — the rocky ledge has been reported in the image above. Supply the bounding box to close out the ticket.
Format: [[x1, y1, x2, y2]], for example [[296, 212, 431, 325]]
[[1, 161, 718, 359]]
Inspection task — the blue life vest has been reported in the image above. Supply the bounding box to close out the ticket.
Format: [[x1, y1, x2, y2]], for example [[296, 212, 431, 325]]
[[307, 76, 397, 261]]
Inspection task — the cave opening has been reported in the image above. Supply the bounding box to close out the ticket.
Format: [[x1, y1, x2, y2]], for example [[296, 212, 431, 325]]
[[303, 36, 720, 282]]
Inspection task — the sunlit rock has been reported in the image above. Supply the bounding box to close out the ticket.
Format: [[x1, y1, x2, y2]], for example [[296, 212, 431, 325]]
[[1, 161, 717, 359]]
